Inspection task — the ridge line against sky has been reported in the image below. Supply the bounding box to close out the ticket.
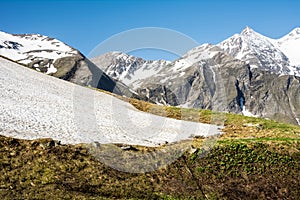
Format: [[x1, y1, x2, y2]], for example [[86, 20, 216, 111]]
[[1, 0, 299, 60]]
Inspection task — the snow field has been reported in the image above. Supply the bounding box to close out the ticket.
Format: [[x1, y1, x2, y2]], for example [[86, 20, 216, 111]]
[[0, 58, 221, 146]]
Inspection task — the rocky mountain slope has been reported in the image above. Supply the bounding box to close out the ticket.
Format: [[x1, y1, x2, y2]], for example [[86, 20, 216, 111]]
[[92, 27, 300, 125], [91, 51, 170, 89], [0, 30, 135, 97]]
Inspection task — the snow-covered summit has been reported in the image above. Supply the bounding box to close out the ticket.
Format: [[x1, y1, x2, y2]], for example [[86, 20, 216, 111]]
[[274, 27, 300, 67], [0, 30, 79, 74], [218, 27, 300, 76], [241, 26, 258, 36], [281, 27, 300, 39]]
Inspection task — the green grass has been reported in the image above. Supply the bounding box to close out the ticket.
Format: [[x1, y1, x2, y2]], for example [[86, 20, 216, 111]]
[[1, 136, 299, 199], [219, 137, 300, 143]]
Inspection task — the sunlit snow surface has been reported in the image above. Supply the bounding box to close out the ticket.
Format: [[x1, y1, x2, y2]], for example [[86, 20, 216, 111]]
[[0, 58, 221, 146], [275, 28, 300, 67]]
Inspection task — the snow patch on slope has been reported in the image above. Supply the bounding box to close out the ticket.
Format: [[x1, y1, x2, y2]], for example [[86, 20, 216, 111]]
[[242, 106, 258, 117], [0, 58, 221, 146], [296, 118, 300, 126]]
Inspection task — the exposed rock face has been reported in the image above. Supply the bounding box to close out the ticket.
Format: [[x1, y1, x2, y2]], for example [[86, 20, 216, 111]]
[[131, 45, 251, 113], [246, 72, 300, 125]]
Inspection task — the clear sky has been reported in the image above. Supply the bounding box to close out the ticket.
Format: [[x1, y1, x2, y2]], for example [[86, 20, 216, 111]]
[[1, 0, 300, 60]]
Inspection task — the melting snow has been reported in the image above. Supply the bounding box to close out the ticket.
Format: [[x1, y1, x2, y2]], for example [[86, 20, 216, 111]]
[[242, 106, 258, 117], [46, 64, 57, 74], [296, 118, 300, 126]]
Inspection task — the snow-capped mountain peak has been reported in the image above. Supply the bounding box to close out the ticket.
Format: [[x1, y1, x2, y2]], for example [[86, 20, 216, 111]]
[[271, 27, 300, 69], [0, 30, 79, 74], [240, 26, 256, 35], [240, 26, 270, 41], [277, 27, 300, 43], [218, 27, 300, 76], [285, 27, 300, 38]]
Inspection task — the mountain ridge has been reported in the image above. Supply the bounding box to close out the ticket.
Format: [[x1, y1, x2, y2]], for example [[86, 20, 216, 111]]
[[218, 27, 300, 76], [91, 27, 300, 125]]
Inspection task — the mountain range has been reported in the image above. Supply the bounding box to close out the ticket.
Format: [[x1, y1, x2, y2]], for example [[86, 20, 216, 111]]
[[91, 27, 300, 125], [1, 27, 299, 125]]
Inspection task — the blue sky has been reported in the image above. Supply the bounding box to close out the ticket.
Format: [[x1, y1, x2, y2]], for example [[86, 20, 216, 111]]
[[1, 0, 300, 60]]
